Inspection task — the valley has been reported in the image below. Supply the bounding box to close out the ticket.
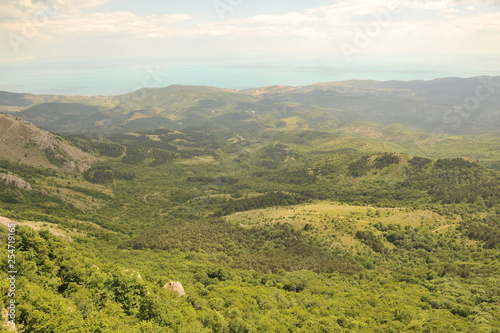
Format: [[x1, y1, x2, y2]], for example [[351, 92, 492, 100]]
[[0, 78, 499, 332]]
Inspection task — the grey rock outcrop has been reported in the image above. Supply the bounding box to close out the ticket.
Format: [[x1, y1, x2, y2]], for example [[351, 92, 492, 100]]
[[0, 173, 32, 190], [164, 281, 186, 296]]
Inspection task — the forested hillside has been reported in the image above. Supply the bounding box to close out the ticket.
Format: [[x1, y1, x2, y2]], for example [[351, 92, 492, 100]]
[[2, 77, 500, 135], [0, 80, 499, 332], [1, 132, 498, 331]]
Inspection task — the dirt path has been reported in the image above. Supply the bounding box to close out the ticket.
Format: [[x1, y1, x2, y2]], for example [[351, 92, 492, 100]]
[[432, 224, 457, 233]]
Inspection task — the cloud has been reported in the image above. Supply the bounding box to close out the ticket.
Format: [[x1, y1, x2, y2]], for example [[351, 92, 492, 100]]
[[0, 0, 45, 21], [399, 0, 500, 10], [0, 10, 193, 44], [43, 12, 193, 34], [3, 0, 499, 41], [1, 0, 499, 63], [0, 0, 114, 21], [182, 0, 500, 41]]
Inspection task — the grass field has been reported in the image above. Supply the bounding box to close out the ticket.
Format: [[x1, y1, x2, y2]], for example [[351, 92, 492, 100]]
[[225, 201, 458, 251]]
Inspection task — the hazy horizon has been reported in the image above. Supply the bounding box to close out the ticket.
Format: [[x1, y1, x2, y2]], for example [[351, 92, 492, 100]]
[[1, 0, 499, 95], [3, 70, 500, 97]]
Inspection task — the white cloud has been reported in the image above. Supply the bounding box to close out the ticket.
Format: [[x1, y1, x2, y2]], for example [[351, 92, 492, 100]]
[[0, 0, 114, 21], [0, 0, 45, 21], [1, 0, 499, 62], [400, 0, 500, 10], [180, 0, 500, 41], [42, 12, 193, 34], [3, 0, 499, 41]]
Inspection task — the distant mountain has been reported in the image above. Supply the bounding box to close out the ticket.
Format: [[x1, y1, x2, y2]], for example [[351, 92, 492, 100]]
[[0, 91, 37, 107], [2, 77, 499, 135], [0, 113, 96, 171], [244, 77, 500, 133]]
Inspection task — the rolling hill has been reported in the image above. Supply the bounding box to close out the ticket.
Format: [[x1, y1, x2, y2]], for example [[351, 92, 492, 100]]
[[1, 76, 499, 135], [244, 76, 500, 133], [0, 79, 499, 331]]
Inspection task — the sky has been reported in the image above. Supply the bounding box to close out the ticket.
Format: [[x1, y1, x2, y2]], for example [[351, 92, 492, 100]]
[[0, 0, 499, 95]]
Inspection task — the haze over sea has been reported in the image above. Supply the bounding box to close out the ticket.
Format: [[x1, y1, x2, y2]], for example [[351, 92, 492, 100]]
[[2, 58, 499, 96], [1, 1, 499, 96]]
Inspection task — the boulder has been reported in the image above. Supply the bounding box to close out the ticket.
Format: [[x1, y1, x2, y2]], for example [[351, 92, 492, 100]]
[[2, 308, 17, 332], [163, 281, 185, 296], [0, 173, 32, 190]]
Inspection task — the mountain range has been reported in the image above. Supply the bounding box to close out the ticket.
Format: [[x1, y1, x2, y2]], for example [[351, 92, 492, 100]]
[[1, 77, 499, 136], [1, 76, 500, 332]]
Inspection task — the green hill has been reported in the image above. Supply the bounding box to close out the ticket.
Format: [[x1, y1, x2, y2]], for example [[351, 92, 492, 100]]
[[0, 79, 499, 332], [3, 77, 499, 135], [1, 130, 499, 331]]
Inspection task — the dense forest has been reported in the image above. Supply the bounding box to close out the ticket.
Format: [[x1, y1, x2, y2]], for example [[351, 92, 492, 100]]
[[1, 123, 499, 332]]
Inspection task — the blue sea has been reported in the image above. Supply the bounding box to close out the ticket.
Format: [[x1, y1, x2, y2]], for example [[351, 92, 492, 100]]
[[1, 58, 498, 96]]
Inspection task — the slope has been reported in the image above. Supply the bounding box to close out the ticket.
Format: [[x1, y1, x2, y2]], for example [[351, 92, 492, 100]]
[[0, 113, 96, 171]]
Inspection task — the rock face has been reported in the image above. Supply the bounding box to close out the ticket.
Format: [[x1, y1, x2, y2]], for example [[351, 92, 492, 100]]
[[0, 173, 32, 190], [164, 281, 186, 297]]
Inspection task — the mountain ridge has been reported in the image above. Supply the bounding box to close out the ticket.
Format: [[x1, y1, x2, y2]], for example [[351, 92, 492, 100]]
[[0, 78, 499, 331], [1, 76, 499, 136]]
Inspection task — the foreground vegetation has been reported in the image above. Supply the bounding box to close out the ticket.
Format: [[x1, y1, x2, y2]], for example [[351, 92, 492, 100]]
[[1, 125, 499, 332]]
